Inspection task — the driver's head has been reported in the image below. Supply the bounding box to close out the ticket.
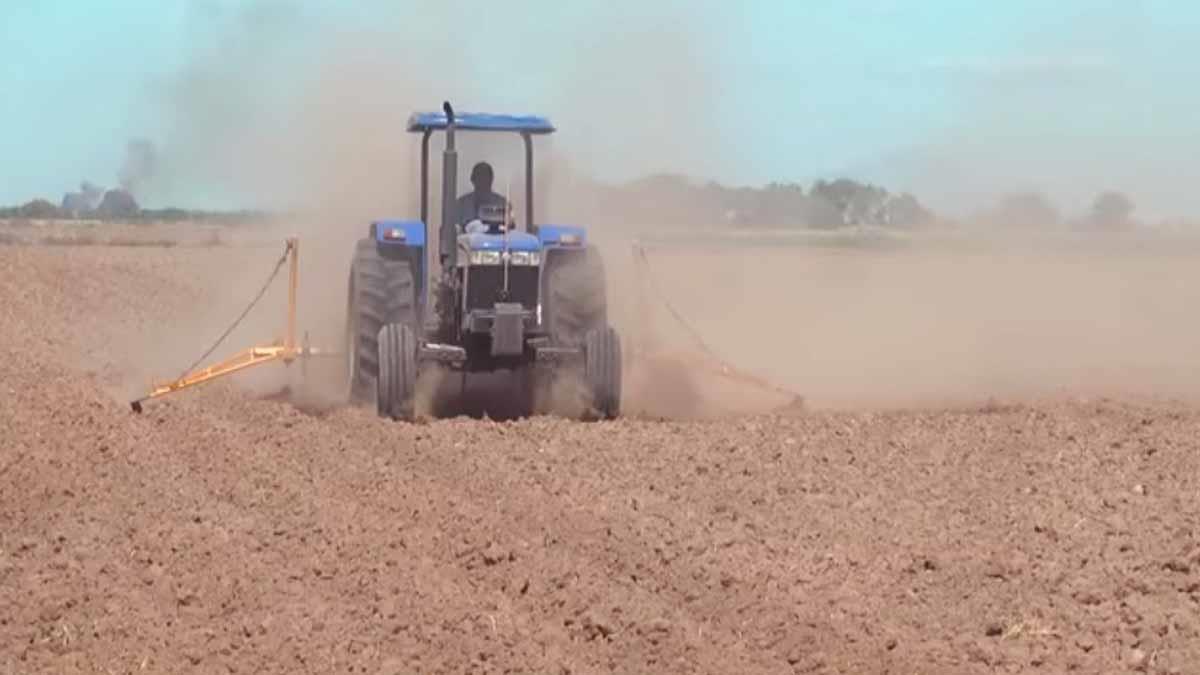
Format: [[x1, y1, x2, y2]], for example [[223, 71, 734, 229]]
[[470, 161, 494, 192]]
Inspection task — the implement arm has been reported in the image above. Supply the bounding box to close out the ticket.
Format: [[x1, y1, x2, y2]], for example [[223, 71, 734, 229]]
[[130, 238, 333, 412]]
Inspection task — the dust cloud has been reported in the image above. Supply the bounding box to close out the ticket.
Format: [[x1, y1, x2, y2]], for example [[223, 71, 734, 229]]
[[630, 230, 1200, 412], [115, 1, 732, 415], [113, 3, 1200, 418], [116, 139, 159, 199]]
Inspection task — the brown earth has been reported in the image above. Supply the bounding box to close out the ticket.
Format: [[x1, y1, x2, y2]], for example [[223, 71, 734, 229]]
[[2, 238, 1200, 674]]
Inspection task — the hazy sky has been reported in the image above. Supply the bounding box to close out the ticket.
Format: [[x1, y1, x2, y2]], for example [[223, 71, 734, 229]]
[[2, 1, 1197, 218]]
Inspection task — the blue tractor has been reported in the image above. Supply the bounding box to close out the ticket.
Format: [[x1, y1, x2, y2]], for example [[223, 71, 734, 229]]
[[344, 102, 621, 421]]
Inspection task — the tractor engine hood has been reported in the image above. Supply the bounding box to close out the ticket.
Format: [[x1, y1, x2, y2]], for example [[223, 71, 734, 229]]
[[458, 231, 541, 252]]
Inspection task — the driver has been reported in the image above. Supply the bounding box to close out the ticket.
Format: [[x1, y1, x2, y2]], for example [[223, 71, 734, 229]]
[[456, 161, 508, 230]]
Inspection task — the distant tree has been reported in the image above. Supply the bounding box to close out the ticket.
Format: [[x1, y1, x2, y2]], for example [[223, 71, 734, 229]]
[[810, 179, 857, 219], [986, 191, 1060, 228], [849, 184, 889, 225], [623, 173, 697, 225], [810, 178, 891, 226], [1089, 190, 1135, 230], [18, 199, 61, 219], [804, 195, 844, 229], [487, 169, 942, 231], [719, 185, 762, 227], [758, 182, 806, 226], [886, 193, 935, 228]]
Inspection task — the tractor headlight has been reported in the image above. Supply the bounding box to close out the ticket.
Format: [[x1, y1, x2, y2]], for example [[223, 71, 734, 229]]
[[469, 250, 502, 265], [508, 251, 540, 266]]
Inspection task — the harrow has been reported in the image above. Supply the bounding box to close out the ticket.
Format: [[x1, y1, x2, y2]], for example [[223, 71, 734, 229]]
[[129, 237, 335, 412]]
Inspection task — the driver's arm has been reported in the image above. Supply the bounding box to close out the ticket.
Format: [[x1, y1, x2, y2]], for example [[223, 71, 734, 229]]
[[454, 193, 475, 225]]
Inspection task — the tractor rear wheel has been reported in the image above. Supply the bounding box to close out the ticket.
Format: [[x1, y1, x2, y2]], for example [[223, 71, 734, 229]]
[[584, 325, 622, 420], [545, 246, 607, 348], [377, 322, 418, 421], [346, 239, 418, 404]]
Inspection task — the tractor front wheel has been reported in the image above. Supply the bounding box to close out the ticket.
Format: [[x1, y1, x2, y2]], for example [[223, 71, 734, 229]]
[[377, 323, 418, 421], [584, 325, 622, 420]]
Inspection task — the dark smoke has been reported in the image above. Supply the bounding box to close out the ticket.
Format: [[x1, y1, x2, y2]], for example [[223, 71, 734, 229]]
[[118, 138, 159, 198]]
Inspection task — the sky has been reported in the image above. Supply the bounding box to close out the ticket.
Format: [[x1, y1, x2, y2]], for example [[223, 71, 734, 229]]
[[1, 0, 1197, 219]]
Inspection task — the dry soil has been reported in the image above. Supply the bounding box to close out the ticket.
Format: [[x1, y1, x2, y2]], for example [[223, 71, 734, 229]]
[[2, 233, 1199, 674]]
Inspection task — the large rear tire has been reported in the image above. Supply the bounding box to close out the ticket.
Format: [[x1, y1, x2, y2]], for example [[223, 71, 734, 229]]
[[545, 246, 607, 348], [584, 325, 622, 420], [377, 323, 418, 421], [346, 239, 418, 404]]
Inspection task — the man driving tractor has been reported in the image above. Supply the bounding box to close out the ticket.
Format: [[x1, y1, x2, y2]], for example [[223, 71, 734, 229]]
[[456, 161, 509, 232]]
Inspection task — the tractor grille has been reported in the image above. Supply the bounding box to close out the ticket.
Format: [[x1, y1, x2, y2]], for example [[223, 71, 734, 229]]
[[466, 265, 539, 311]]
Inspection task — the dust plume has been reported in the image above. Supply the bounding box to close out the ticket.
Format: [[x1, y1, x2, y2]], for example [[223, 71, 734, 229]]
[[119, 6, 474, 402], [583, 7, 1200, 414], [117, 139, 158, 199], [129, 3, 1200, 419], [539, 3, 734, 203], [115, 1, 735, 416], [629, 230, 1200, 411]]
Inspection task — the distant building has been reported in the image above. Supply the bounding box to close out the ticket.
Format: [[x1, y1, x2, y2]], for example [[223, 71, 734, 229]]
[[60, 182, 104, 217], [95, 189, 139, 218]]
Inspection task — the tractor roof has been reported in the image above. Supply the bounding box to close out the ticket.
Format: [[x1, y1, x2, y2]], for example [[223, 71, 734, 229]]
[[406, 111, 556, 134]]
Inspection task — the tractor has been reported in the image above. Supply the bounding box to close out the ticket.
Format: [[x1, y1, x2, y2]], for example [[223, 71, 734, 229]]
[[344, 101, 621, 421]]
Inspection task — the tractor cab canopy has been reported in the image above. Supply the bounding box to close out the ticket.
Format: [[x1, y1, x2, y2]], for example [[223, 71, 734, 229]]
[[406, 111, 556, 135], [406, 104, 557, 262]]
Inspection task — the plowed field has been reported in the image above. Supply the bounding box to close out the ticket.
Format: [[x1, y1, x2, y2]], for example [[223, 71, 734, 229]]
[[3, 230, 1199, 674]]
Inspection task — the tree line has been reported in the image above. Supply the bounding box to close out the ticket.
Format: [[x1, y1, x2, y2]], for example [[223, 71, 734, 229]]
[[0, 172, 1149, 232], [553, 173, 937, 229], [552, 172, 1147, 232]]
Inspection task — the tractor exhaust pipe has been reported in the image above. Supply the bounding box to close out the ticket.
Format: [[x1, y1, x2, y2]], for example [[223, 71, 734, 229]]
[[440, 101, 459, 267]]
